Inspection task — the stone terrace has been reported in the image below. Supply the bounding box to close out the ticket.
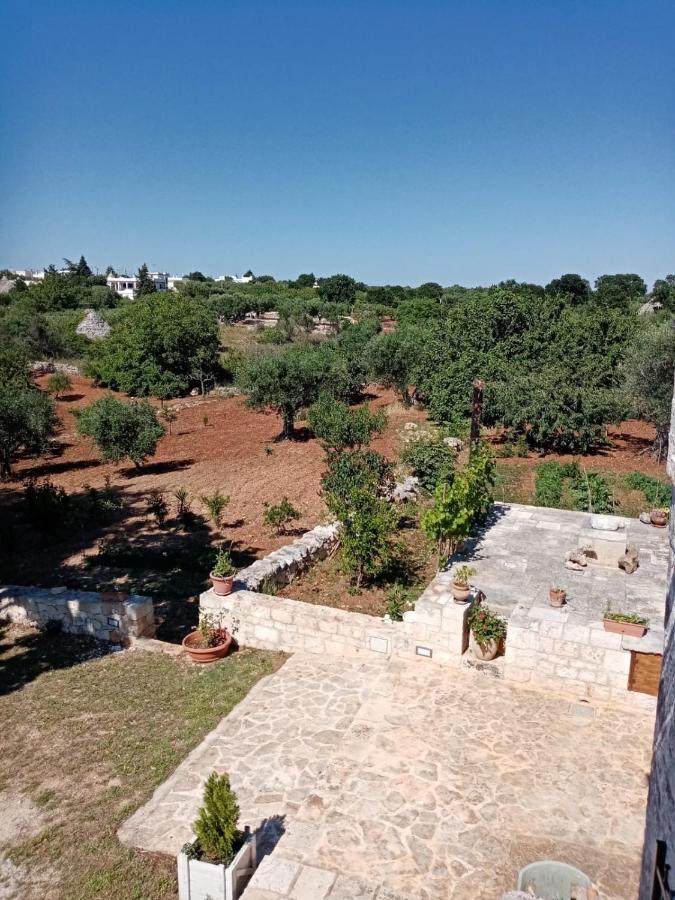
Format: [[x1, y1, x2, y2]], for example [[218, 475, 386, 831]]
[[120, 653, 653, 900], [461, 503, 668, 623]]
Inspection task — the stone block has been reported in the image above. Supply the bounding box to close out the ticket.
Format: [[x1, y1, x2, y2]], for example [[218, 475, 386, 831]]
[[248, 855, 300, 894], [603, 649, 632, 674], [289, 865, 336, 899]]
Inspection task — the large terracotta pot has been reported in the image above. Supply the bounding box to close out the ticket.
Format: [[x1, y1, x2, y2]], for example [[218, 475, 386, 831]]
[[452, 582, 471, 603], [210, 573, 234, 596], [469, 633, 501, 661], [182, 630, 232, 663], [603, 619, 647, 638], [650, 510, 668, 528]]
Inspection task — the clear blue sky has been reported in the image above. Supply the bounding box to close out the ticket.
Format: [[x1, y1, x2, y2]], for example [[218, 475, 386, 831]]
[[1, 0, 673, 287]]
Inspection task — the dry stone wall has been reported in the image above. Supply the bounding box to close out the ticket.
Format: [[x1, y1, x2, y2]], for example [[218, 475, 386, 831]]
[[233, 523, 339, 592], [0, 585, 155, 645]]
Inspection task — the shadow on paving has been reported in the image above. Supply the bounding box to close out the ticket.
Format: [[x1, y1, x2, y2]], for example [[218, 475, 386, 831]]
[[0, 621, 115, 697]]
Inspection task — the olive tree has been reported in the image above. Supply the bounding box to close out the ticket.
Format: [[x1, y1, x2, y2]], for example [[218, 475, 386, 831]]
[[76, 395, 165, 469], [0, 387, 58, 479], [622, 320, 675, 459]]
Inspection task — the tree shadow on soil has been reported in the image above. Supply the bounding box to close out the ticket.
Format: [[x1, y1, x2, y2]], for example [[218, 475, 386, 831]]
[[0, 621, 115, 698], [120, 458, 194, 478]]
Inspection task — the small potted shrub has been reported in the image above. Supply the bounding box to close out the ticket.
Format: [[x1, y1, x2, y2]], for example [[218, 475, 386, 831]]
[[650, 508, 669, 528], [603, 609, 649, 638], [549, 585, 567, 608], [210, 548, 236, 596], [178, 771, 257, 900], [98, 580, 130, 603], [467, 601, 506, 661], [182, 614, 233, 663], [451, 564, 476, 603]]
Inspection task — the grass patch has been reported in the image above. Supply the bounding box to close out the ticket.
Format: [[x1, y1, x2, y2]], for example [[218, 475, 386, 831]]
[[0, 624, 285, 899]]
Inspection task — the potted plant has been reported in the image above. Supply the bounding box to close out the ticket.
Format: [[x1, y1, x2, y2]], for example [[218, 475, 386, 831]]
[[549, 585, 567, 608], [210, 548, 236, 596], [98, 580, 130, 603], [182, 614, 233, 663], [467, 601, 506, 661], [178, 771, 257, 900], [650, 508, 669, 528], [451, 564, 476, 603], [603, 609, 649, 638]]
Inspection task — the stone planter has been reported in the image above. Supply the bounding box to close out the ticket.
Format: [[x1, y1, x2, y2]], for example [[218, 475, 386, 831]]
[[452, 582, 471, 603], [549, 588, 566, 608], [603, 618, 648, 638], [177, 832, 257, 900], [210, 573, 234, 596], [469, 633, 501, 661], [182, 630, 233, 663]]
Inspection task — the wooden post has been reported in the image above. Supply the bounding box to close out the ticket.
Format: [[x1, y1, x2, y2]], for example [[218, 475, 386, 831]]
[[469, 379, 484, 459]]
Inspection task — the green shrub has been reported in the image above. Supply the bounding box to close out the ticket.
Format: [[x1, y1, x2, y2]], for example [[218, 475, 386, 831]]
[[263, 497, 301, 534], [211, 548, 235, 577], [45, 371, 73, 398], [192, 772, 243, 865], [322, 449, 391, 502], [23, 479, 70, 534], [625, 472, 671, 507], [385, 584, 415, 621], [75, 395, 165, 469], [308, 394, 386, 450], [400, 434, 456, 493], [534, 462, 564, 507], [201, 491, 230, 529], [147, 489, 168, 527], [327, 486, 397, 587], [0, 385, 59, 479], [568, 469, 614, 514]]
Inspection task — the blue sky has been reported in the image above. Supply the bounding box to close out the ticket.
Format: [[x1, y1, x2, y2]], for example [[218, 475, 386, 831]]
[[1, 0, 674, 286]]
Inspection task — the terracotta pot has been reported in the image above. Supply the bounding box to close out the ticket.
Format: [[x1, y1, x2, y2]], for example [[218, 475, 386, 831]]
[[650, 510, 668, 528], [452, 582, 471, 603], [182, 629, 232, 663], [100, 589, 130, 603], [210, 572, 234, 596], [603, 619, 647, 638], [469, 633, 501, 661], [549, 588, 566, 608]]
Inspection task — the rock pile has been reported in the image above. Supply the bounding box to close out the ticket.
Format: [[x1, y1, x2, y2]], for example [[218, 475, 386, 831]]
[[76, 309, 111, 340]]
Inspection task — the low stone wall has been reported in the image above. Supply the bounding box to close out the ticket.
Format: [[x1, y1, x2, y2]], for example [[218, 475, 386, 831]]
[[234, 523, 339, 592], [0, 585, 155, 645], [201, 572, 472, 665], [504, 601, 660, 709]]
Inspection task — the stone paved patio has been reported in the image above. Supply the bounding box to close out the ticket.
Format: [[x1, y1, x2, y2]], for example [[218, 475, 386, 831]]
[[120, 652, 654, 899], [461, 503, 668, 622]]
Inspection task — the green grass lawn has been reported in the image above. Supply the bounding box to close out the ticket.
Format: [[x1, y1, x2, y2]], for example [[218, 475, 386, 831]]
[[0, 624, 285, 899]]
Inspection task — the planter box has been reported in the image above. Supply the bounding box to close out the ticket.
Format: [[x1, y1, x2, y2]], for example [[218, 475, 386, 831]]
[[603, 618, 648, 638], [177, 833, 257, 900]]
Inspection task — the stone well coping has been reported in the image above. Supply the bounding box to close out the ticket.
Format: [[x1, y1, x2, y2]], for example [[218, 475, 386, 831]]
[[0, 584, 155, 645]]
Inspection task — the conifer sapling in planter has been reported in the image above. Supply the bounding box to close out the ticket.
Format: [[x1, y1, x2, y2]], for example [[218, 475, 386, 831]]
[[210, 548, 236, 596], [178, 772, 257, 900], [451, 565, 476, 603]]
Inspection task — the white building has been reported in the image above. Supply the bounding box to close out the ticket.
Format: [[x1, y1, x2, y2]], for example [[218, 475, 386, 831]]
[[106, 272, 169, 299]]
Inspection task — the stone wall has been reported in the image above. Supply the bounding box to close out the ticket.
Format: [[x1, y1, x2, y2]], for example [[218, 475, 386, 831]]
[[504, 601, 658, 710], [638, 386, 675, 898], [201, 569, 472, 666], [233, 523, 339, 592], [0, 585, 155, 645]]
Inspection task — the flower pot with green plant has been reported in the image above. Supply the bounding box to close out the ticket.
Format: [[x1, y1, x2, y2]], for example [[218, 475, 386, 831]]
[[549, 585, 567, 608], [451, 564, 476, 603], [650, 508, 669, 528], [467, 601, 506, 661], [182, 613, 233, 663], [177, 771, 257, 900], [603, 609, 648, 638], [210, 548, 236, 596]]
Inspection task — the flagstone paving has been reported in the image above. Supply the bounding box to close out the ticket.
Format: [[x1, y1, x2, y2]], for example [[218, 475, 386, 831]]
[[120, 653, 654, 899]]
